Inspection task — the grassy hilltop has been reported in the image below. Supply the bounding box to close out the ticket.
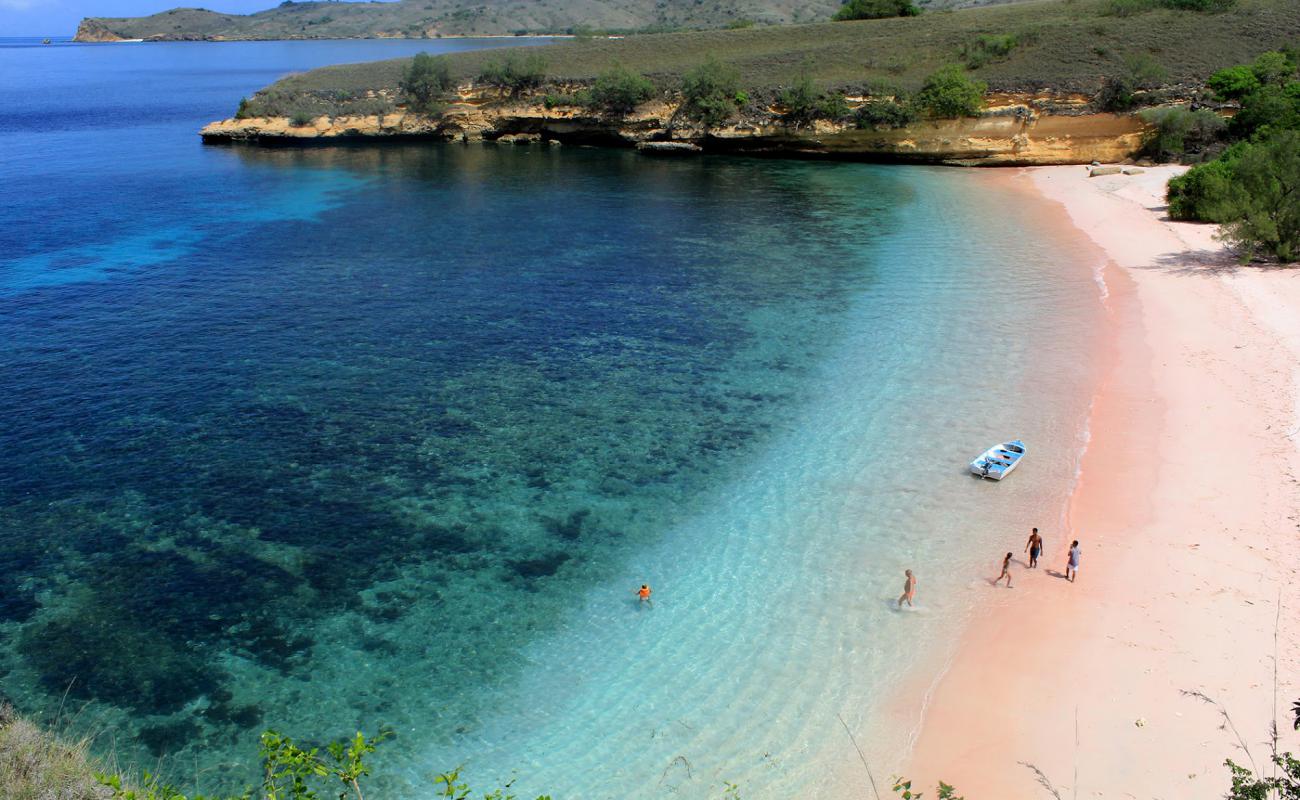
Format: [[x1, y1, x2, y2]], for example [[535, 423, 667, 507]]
[[235, 0, 1300, 119], [74, 0, 1016, 41]]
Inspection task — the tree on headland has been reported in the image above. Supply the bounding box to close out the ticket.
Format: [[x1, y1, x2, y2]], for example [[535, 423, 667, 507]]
[[914, 65, 986, 118], [779, 74, 850, 127], [832, 0, 920, 21], [679, 56, 745, 128], [588, 64, 656, 114], [400, 52, 454, 113]]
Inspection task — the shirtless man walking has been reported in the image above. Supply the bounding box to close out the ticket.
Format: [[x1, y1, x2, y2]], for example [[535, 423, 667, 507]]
[[898, 569, 917, 608], [1024, 527, 1044, 568]]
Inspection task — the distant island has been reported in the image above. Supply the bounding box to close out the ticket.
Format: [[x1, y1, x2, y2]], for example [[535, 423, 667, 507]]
[[73, 0, 1008, 42]]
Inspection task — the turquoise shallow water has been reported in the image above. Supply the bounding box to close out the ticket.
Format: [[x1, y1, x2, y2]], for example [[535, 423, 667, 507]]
[[0, 37, 1105, 798]]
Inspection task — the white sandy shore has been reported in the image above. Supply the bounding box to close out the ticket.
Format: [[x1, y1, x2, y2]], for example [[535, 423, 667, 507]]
[[902, 165, 1300, 798]]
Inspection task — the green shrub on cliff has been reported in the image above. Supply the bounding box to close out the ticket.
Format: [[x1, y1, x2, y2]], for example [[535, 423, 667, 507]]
[[679, 56, 744, 127], [914, 65, 985, 118], [587, 64, 656, 113], [855, 97, 917, 128], [779, 75, 850, 127], [478, 53, 548, 96], [400, 52, 455, 113], [832, 0, 920, 22]]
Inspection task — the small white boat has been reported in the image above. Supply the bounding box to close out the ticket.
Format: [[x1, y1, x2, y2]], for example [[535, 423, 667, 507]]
[[970, 440, 1026, 480]]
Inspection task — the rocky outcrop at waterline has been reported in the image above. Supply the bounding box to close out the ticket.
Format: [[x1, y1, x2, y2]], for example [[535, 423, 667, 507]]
[[74, 18, 131, 42], [200, 90, 1154, 167]]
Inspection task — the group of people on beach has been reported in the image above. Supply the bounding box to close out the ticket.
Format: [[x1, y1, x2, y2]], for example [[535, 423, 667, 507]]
[[897, 528, 1081, 607], [637, 530, 1081, 611]]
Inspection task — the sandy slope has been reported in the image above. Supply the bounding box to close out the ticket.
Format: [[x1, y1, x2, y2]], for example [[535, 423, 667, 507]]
[[902, 165, 1300, 799]]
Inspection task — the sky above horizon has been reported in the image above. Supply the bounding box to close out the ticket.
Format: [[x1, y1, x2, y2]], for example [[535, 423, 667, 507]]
[[0, 0, 391, 37]]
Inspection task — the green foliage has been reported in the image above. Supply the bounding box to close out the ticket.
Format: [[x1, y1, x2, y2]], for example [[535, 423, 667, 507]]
[[1216, 129, 1300, 261], [1229, 81, 1300, 139], [1224, 753, 1300, 799], [1209, 64, 1261, 100], [1250, 49, 1298, 85], [1168, 143, 1246, 220], [856, 97, 917, 128], [1097, 53, 1168, 111], [959, 33, 1019, 69], [96, 770, 250, 800], [400, 52, 454, 112], [478, 52, 548, 96], [1170, 131, 1300, 261], [1138, 105, 1225, 161], [588, 64, 656, 113], [832, 0, 920, 22], [726, 17, 755, 29], [679, 56, 744, 127], [914, 64, 986, 118], [779, 75, 849, 126], [542, 92, 579, 109], [432, 766, 552, 800], [235, 97, 253, 119], [892, 777, 965, 800], [289, 111, 316, 127]]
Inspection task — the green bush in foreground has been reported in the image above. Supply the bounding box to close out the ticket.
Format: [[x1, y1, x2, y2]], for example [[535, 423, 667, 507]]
[[400, 52, 455, 113], [832, 0, 920, 21], [587, 64, 656, 113], [679, 56, 744, 127], [914, 65, 986, 118], [1225, 753, 1300, 799]]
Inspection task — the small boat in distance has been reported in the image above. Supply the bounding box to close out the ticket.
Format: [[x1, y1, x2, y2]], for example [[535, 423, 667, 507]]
[[970, 440, 1026, 480]]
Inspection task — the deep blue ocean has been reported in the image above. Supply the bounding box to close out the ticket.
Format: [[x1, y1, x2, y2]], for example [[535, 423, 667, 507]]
[[0, 36, 1107, 798]]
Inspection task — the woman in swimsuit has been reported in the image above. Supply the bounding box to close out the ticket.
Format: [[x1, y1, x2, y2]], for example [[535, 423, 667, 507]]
[[995, 552, 1013, 588], [898, 569, 917, 608]]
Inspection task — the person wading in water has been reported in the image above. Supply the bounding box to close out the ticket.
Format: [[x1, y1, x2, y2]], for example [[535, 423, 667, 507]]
[[898, 569, 917, 608]]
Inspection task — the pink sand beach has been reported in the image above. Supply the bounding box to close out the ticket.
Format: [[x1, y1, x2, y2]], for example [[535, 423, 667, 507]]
[[902, 165, 1300, 798]]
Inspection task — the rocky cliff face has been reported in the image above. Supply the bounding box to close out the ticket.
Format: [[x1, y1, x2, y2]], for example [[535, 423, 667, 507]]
[[200, 92, 1152, 167], [73, 19, 128, 42]]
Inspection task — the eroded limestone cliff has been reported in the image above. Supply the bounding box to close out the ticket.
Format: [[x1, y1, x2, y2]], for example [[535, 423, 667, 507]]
[[200, 90, 1153, 166]]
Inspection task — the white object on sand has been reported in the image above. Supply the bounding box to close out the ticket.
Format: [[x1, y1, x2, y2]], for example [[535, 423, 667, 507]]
[[969, 440, 1026, 481]]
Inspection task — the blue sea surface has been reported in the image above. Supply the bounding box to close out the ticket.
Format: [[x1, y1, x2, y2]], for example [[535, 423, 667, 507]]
[[0, 37, 1107, 797]]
